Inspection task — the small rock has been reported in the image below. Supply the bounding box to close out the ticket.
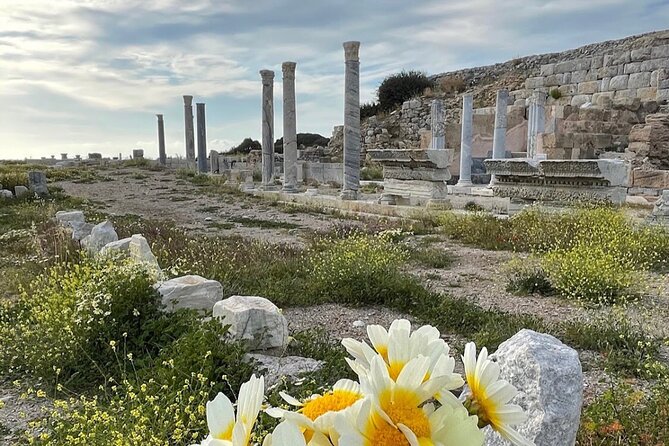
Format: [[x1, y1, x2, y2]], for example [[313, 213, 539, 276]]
[[156, 275, 223, 312], [204, 217, 213, 221], [352, 320, 365, 328], [213, 295, 289, 351], [244, 353, 324, 388], [82, 220, 118, 254], [0, 190, 13, 199], [14, 186, 29, 198], [485, 329, 583, 446]]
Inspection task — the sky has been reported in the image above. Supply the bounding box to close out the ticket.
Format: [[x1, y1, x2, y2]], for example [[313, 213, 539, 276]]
[[1, 0, 668, 160]]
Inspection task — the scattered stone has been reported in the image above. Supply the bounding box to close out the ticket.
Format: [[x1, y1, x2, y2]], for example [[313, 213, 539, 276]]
[[129, 235, 160, 271], [82, 220, 118, 254], [27, 171, 48, 196], [650, 190, 669, 224], [352, 320, 365, 328], [244, 353, 324, 388], [157, 275, 223, 312], [485, 329, 583, 446], [14, 186, 29, 198], [100, 237, 132, 254], [213, 295, 289, 351], [54, 210, 94, 241], [0, 190, 13, 199], [204, 217, 213, 221]]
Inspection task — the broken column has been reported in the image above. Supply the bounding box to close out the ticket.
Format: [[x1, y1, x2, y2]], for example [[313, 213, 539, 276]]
[[282, 62, 298, 193], [430, 99, 445, 150], [183, 95, 196, 165], [156, 114, 166, 166], [260, 69, 275, 189], [489, 89, 509, 186], [341, 41, 361, 200], [196, 103, 207, 173], [527, 91, 545, 159], [210, 150, 219, 174], [456, 93, 474, 187]]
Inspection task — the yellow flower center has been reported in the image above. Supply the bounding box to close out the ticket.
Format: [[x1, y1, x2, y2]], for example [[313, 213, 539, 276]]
[[370, 389, 432, 446], [465, 386, 501, 429], [302, 390, 361, 421]]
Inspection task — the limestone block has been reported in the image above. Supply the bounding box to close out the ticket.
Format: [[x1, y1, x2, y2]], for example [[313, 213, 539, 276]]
[[484, 330, 582, 446], [554, 60, 576, 73], [28, 171, 48, 196], [570, 70, 588, 83], [592, 92, 615, 107], [632, 169, 669, 188], [101, 234, 161, 273], [628, 72, 652, 89], [525, 77, 545, 89], [545, 74, 564, 87], [213, 295, 289, 350], [100, 237, 132, 254], [651, 44, 669, 59], [590, 55, 604, 69], [658, 89, 669, 102], [631, 47, 652, 62], [158, 275, 223, 312], [651, 69, 667, 88], [597, 66, 619, 79], [557, 84, 577, 96], [577, 81, 600, 95], [641, 58, 669, 72], [82, 220, 118, 254], [570, 95, 591, 107], [638, 87, 659, 102], [604, 50, 630, 66], [55, 210, 85, 226], [244, 354, 323, 388], [623, 62, 643, 74], [609, 74, 629, 90], [14, 186, 29, 198], [600, 77, 611, 91], [0, 190, 13, 199], [614, 89, 638, 100], [540, 64, 555, 76]]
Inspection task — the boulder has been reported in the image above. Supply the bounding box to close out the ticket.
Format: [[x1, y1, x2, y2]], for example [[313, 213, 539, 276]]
[[157, 275, 223, 312], [0, 190, 13, 199], [244, 353, 324, 388], [129, 234, 160, 272], [82, 220, 118, 254], [484, 329, 582, 446], [100, 237, 132, 254], [14, 186, 29, 198], [28, 171, 48, 196], [55, 210, 85, 226], [213, 295, 289, 351]]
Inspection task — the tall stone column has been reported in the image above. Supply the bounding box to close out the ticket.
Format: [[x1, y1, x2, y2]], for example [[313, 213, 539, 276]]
[[489, 89, 508, 186], [183, 95, 196, 165], [260, 69, 275, 188], [456, 93, 474, 187], [534, 91, 546, 158], [156, 114, 166, 166], [282, 62, 298, 193], [196, 103, 207, 173], [341, 41, 361, 200], [430, 99, 445, 150]]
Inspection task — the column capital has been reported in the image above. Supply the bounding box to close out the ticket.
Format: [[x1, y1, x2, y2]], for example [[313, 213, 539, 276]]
[[183, 95, 193, 105], [260, 69, 275, 83], [343, 41, 360, 61], [282, 61, 296, 77], [156, 114, 163, 120]]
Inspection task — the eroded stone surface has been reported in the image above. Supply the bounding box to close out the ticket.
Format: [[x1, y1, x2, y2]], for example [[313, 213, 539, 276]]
[[157, 275, 223, 312], [213, 295, 288, 351], [244, 353, 323, 388], [82, 220, 118, 254]]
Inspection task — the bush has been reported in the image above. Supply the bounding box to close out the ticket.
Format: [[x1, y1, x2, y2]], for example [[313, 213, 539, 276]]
[[504, 257, 553, 295], [377, 70, 434, 111], [360, 102, 380, 119], [550, 88, 562, 99], [360, 164, 383, 181], [229, 137, 261, 154], [437, 76, 466, 94], [274, 133, 330, 153]]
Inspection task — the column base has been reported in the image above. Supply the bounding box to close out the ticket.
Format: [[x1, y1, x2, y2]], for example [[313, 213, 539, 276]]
[[259, 184, 281, 191], [379, 194, 397, 205], [340, 189, 358, 201], [282, 185, 299, 194]]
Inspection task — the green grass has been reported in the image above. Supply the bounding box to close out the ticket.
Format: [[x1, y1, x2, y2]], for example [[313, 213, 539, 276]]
[[228, 216, 300, 230]]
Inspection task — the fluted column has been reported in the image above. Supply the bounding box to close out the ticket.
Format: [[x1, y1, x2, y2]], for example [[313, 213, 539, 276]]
[[196, 103, 207, 173], [260, 69, 275, 188], [456, 93, 474, 187], [341, 41, 361, 200], [489, 89, 508, 186], [430, 99, 445, 150], [183, 95, 195, 165], [156, 114, 166, 166], [282, 62, 298, 193], [534, 91, 546, 158]]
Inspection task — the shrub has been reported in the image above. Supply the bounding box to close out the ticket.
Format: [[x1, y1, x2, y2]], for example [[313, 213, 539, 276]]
[[360, 164, 383, 181], [229, 137, 261, 154], [0, 171, 28, 190], [542, 243, 638, 304], [504, 257, 553, 296], [437, 76, 466, 94], [360, 102, 380, 119], [550, 88, 562, 99], [377, 70, 434, 111]]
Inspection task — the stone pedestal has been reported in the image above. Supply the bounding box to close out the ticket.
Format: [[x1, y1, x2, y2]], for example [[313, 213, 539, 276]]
[[28, 171, 48, 196], [282, 62, 298, 193], [183, 95, 196, 163], [489, 89, 508, 186], [457, 93, 473, 186], [260, 70, 275, 189], [430, 99, 445, 150], [341, 41, 361, 200], [156, 114, 166, 166], [368, 149, 454, 206], [210, 150, 219, 174], [196, 103, 207, 173]]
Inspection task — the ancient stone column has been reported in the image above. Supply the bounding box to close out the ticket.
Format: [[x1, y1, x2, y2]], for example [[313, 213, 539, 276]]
[[196, 103, 207, 173], [489, 89, 508, 186], [156, 114, 166, 166], [526, 96, 536, 158], [341, 41, 361, 200], [534, 91, 546, 158], [183, 95, 196, 164], [210, 150, 219, 174], [430, 99, 445, 150], [260, 69, 275, 188], [282, 62, 298, 193], [456, 93, 474, 187]]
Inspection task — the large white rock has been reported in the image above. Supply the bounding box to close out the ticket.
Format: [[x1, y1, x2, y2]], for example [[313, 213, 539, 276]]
[[485, 329, 583, 446], [82, 220, 118, 254], [157, 275, 223, 312], [0, 190, 13, 199], [244, 353, 324, 388], [213, 295, 289, 351], [14, 186, 29, 198], [101, 234, 160, 274], [100, 237, 132, 254], [55, 210, 94, 241]]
